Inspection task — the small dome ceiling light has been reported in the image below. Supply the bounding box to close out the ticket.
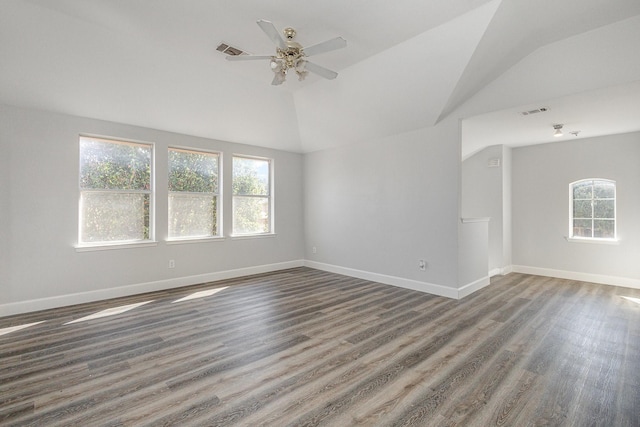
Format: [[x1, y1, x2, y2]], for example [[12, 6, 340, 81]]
[[553, 124, 564, 137]]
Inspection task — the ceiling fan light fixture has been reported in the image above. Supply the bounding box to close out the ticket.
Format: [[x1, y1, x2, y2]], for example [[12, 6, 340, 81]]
[[269, 43, 305, 83], [295, 60, 308, 81], [270, 57, 282, 72], [553, 124, 563, 137], [272, 69, 286, 85], [227, 20, 346, 85]]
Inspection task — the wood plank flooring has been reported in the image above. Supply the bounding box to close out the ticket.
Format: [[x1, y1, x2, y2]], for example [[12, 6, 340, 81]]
[[1, 267, 639, 426]]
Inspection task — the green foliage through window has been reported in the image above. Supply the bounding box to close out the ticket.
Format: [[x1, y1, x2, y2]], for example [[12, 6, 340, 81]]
[[232, 156, 271, 235], [570, 179, 615, 239], [168, 149, 218, 193], [80, 138, 151, 190], [79, 136, 152, 244], [168, 148, 219, 239]]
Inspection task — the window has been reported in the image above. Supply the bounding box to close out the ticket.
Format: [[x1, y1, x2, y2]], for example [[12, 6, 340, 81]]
[[570, 179, 616, 240], [168, 148, 220, 239], [79, 136, 153, 245], [232, 155, 272, 235]]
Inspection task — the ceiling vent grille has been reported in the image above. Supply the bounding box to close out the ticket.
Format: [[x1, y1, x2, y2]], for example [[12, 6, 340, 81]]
[[216, 42, 246, 56], [520, 107, 549, 116], [487, 158, 501, 168]]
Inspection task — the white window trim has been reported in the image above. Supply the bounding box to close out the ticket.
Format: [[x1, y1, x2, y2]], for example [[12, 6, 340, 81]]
[[568, 178, 617, 243], [230, 232, 277, 240], [77, 135, 156, 249], [231, 154, 274, 236], [167, 146, 222, 241], [565, 236, 619, 245], [166, 236, 226, 245], [75, 241, 158, 252]]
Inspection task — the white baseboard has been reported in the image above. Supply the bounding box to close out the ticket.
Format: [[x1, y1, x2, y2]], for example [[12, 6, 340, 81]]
[[0, 260, 305, 317], [489, 266, 513, 277], [458, 276, 492, 298], [304, 260, 489, 299], [511, 265, 640, 289], [1, 259, 506, 317], [502, 265, 514, 275]]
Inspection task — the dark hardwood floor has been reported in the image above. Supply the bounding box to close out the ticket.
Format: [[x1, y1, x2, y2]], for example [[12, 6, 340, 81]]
[[1, 267, 639, 426]]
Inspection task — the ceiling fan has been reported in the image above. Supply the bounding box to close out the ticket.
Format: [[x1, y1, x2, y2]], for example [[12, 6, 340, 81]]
[[226, 20, 347, 86]]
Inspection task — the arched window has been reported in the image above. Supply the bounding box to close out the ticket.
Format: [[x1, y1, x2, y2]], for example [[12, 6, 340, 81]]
[[570, 179, 616, 240]]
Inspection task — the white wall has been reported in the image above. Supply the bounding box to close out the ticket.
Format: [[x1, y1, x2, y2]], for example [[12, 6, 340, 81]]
[[502, 146, 512, 269], [304, 117, 464, 293], [461, 145, 505, 274], [512, 132, 640, 287], [0, 105, 304, 315], [461, 144, 513, 276], [458, 218, 490, 295], [0, 115, 10, 295]]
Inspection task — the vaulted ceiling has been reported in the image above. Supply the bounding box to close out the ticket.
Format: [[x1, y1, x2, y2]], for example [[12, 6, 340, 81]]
[[1, 0, 639, 155]]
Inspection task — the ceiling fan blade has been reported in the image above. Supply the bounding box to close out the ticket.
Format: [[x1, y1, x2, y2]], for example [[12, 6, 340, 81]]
[[257, 19, 287, 50], [303, 37, 347, 57], [304, 61, 338, 80], [226, 55, 273, 61]]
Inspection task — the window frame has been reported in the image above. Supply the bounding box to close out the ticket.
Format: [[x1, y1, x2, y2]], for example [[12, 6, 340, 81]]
[[231, 154, 274, 237], [167, 146, 222, 241], [569, 178, 617, 242], [77, 134, 156, 249]]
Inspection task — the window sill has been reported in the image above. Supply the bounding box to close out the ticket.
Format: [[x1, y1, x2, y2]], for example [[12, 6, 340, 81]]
[[230, 233, 277, 240], [166, 236, 225, 245], [565, 237, 619, 245], [75, 241, 158, 252]]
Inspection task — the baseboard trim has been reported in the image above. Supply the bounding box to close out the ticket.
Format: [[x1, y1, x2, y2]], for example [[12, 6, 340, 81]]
[[458, 276, 491, 298], [2, 259, 504, 317], [0, 260, 305, 317], [489, 266, 513, 277], [512, 265, 640, 289], [502, 265, 514, 275], [304, 260, 477, 299], [489, 268, 500, 278]]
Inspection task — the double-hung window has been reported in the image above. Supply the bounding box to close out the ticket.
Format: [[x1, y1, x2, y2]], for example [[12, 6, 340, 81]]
[[570, 179, 616, 240], [79, 136, 153, 245], [232, 155, 272, 235], [168, 148, 220, 239]]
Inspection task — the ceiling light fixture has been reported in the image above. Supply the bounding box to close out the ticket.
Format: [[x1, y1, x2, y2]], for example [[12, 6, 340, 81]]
[[269, 27, 308, 84], [226, 20, 346, 85], [553, 124, 564, 137]]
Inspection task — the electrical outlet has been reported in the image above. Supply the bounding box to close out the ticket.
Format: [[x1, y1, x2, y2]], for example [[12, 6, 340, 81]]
[[312, 246, 317, 254], [168, 259, 175, 269], [418, 259, 426, 271]]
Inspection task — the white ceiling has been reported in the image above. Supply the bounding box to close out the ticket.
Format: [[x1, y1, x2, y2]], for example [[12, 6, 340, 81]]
[[463, 81, 640, 159], [1, 0, 639, 155]]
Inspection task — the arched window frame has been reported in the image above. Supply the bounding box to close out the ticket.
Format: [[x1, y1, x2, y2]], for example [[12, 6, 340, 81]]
[[569, 178, 617, 242]]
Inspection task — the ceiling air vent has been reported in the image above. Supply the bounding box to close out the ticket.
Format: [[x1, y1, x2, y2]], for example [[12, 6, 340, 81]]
[[487, 158, 501, 168], [216, 42, 245, 56], [520, 107, 549, 116]]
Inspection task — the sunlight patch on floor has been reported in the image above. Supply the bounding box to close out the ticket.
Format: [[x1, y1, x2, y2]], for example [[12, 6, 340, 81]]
[[64, 301, 153, 325], [172, 287, 229, 303], [0, 321, 45, 337], [621, 296, 640, 305]]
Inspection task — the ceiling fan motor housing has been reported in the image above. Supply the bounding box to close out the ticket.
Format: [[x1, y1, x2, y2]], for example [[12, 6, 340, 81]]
[[278, 42, 304, 69]]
